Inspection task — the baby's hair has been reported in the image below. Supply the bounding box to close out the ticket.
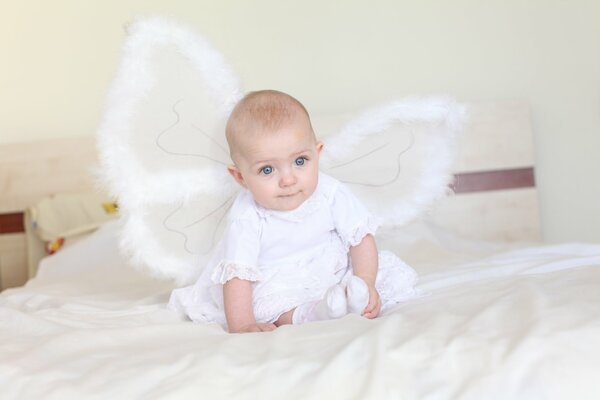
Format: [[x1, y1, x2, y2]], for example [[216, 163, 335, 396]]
[[226, 90, 314, 161]]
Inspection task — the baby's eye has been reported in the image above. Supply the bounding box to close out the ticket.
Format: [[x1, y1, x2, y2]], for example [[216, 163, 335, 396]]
[[295, 156, 307, 166], [260, 165, 274, 175]]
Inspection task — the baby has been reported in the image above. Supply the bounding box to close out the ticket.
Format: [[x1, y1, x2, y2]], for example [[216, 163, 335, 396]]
[[168, 90, 417, 333]]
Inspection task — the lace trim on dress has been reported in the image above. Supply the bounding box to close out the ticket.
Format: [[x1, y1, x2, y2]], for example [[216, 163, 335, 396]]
[[342, 216, 380, 249], [211, 261, 262, 284]]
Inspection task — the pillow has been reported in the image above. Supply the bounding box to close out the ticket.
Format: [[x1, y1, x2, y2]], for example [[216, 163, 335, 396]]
[[26, 192, 118, 276]]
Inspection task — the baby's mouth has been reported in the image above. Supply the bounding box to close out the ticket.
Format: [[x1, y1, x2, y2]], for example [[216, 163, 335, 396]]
[[279, 192, 299, 198]]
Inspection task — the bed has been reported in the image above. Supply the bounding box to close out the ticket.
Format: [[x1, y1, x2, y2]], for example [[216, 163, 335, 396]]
[[1, 99, 600, 399]]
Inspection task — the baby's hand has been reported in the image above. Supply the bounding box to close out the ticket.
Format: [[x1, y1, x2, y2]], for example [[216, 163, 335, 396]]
[[362, 284, 381, 319], [231, 323, 277, 333]]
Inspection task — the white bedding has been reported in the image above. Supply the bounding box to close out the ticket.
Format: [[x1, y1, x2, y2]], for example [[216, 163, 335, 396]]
[[1, 221, 600, 399]]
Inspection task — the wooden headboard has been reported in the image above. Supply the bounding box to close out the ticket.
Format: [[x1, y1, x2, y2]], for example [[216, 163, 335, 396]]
[[0, 101, 540, 289], [0, 136, 99, 213], [431, 101, 540, 242]]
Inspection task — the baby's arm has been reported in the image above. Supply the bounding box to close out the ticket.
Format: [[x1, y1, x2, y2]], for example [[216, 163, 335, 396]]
[[223, 278, 276, 333], [349, 234, 381, 318]]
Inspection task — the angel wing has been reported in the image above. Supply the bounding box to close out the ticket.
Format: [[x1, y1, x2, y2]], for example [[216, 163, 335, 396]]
[[96, 17, 243, 285], [319, 98, 465, 226]]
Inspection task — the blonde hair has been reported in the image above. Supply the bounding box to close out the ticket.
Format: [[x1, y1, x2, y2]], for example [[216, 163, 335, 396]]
[[226, 90, 314, 161]]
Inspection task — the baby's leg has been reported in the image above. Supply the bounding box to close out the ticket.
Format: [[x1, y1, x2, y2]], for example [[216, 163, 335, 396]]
[[275, 309, 294, 326], [291, 285, 347, 324], [346, 275, 369, 315]]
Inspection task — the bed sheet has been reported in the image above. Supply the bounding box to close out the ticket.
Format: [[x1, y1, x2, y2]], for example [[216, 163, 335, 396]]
[[1, 221, 600, 399]]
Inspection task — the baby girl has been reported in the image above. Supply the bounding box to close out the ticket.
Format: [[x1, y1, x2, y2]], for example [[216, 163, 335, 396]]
[[168, 90, 417, 333]]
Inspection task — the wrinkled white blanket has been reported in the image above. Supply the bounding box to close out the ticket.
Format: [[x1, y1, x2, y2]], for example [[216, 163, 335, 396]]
[[1, 222, 600, 399]]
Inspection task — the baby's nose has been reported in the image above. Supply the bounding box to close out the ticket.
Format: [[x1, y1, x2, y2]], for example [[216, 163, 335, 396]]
[[279, 169, 297, 187]]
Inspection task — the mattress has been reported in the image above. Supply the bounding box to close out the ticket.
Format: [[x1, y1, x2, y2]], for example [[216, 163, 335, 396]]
[[1, 221, 599, 399]]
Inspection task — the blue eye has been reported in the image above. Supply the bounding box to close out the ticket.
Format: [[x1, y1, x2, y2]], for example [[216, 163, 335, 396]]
[[295, 157, 306, 166], [261, 165, 273, 175]]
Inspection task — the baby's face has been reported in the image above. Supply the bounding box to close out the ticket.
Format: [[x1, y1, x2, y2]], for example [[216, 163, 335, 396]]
[[228, 115, 323, 211]]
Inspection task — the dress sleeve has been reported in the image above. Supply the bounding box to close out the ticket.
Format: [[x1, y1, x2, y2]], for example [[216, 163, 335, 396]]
[[330, 182, 380, 249], [210, 218, 262, 284]]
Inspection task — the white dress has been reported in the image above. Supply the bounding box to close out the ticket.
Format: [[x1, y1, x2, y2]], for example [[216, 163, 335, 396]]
[[168, 173, 419, 326]]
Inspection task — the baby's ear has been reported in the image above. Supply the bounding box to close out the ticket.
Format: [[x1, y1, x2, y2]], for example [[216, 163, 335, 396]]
[[316, 141, 324, 155], [227, 164, 247, 188]]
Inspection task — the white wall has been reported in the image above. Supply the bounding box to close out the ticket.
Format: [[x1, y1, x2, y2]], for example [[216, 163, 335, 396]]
[[2, 1, 599, 243]]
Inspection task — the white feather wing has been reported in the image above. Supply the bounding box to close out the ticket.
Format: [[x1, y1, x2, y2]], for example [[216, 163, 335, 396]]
[[320, 97, 465, 226], [97, 17, 242, 285]]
